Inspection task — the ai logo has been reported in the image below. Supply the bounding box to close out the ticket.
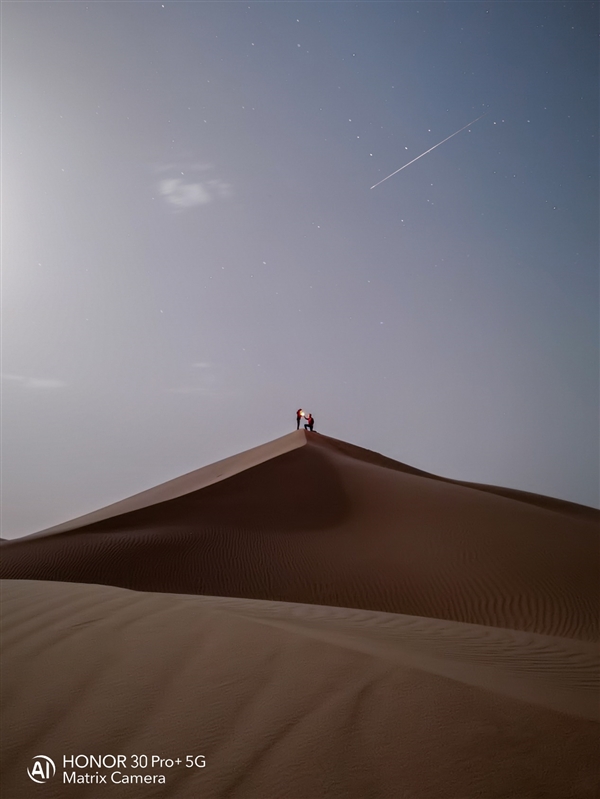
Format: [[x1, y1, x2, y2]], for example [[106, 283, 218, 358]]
[[27, 755, 56, 783]]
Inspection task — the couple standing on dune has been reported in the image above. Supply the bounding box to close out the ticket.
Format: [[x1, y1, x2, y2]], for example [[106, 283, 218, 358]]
[[296, 409, 315, 432]]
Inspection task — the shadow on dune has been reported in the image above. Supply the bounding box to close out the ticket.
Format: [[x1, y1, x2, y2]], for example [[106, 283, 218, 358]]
[[0, 444, 350, 597]]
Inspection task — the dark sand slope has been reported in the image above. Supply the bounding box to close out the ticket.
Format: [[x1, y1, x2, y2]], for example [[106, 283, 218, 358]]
[[2, 431, 598, 640], [1, 580, 598, 799]]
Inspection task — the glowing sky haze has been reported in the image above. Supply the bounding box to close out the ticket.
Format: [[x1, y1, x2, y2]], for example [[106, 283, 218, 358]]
[[2, 1, 598, 537]]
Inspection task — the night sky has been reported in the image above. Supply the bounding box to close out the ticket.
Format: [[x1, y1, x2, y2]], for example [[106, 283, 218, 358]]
[[2, 1, 598, 537]]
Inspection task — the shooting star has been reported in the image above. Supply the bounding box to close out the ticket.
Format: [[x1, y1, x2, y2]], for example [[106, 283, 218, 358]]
[[370, 112, 488, 190]]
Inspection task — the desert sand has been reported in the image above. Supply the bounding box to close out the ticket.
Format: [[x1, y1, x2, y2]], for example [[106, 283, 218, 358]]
[[1, 430, 598, 798]]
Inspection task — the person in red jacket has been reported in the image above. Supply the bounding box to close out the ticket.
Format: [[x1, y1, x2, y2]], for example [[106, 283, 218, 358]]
[[303, 413, 314, 432], [296, 409, 304, 430]]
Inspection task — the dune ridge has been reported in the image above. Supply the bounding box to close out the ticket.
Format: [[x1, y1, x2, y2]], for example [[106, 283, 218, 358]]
[[21, 432, 308, 539], [311, 433, 599, 520]]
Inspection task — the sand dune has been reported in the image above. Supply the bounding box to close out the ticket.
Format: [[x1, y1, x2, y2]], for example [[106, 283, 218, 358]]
[[1, 580, 598, 799], [2, 431, 598, 639], [1, 431, 598, 797]]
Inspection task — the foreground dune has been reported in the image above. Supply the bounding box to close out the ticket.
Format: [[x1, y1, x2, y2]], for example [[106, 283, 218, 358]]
[[1, 431, 598, 797], [1, 580, 598, 798]]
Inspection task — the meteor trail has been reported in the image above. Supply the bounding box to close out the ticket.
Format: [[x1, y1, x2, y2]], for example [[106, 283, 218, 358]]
[[370, 112, 488, 190]]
